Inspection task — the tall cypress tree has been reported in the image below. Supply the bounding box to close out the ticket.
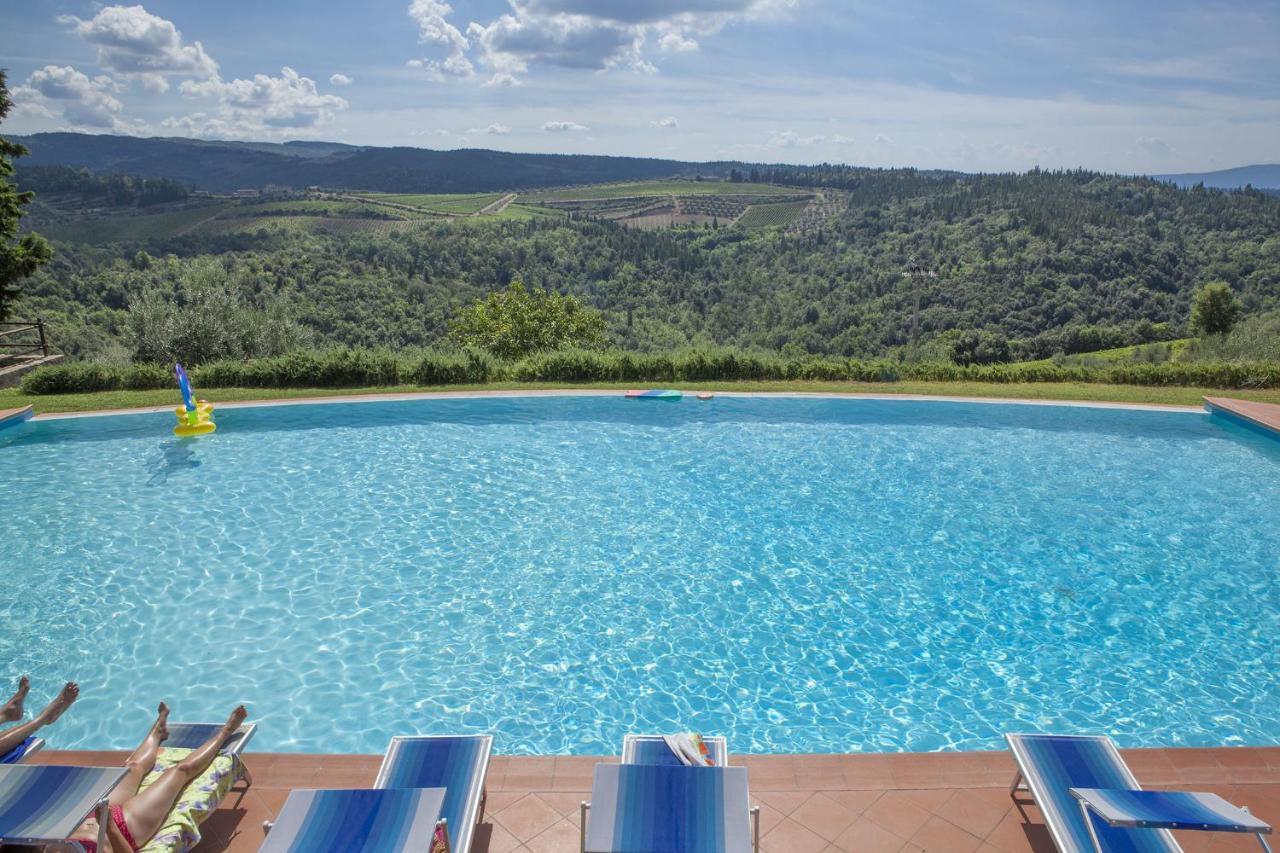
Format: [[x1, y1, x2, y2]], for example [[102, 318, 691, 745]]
[[0, 70, 52, 321]]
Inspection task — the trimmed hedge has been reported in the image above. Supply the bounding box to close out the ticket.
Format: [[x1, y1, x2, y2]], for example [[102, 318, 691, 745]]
[[18, 347, 1280, 395]]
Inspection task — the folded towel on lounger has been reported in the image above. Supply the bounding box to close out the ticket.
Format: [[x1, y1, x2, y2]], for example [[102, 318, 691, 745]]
[[136, 748, 244, 853], [662, 733, 715, 767]]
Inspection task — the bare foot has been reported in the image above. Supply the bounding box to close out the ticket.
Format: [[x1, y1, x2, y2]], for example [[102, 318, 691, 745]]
[[38, 682, 78, 725], [1, 676, 29, 722], [223, 705, 247, 733], [151, 702, 171, 744]]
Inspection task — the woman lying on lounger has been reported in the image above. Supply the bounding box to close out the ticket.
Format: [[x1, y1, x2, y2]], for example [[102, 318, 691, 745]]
[[70, 702, 248, 853], [0, 677, 79, 757]]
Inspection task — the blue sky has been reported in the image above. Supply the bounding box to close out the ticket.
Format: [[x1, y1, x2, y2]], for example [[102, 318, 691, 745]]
[[3, 0, 1278, 172]]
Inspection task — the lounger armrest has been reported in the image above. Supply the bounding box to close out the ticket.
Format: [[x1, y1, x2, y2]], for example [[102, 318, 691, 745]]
[[1071, 788, 1273, 834]]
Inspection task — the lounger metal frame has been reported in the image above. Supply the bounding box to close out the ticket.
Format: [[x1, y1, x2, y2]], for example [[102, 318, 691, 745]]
[[1007, 733, 1179, 853], [374, 734, 493, 853]]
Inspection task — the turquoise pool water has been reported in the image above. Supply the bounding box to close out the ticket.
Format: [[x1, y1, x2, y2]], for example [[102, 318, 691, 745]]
[[2, 395, 1278, 755]]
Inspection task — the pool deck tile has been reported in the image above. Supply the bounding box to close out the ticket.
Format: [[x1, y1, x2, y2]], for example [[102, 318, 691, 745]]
[[0, 405, 33, 429], [1205, 396, 1280, 437], [31, 747, 1280, 852]]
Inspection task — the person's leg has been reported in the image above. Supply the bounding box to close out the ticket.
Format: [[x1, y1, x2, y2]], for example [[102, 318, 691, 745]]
[[119, 705, 247, 846], [1, 676, 29, 722], [0, 682, 78, 756], [108, 703, 170, 807]]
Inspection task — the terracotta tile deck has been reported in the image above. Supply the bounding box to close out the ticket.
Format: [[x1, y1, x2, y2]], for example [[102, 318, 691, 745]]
[[1205, 397, 1280, 437], [33, 747, 1280, 852], [0, 405, 33, 428]]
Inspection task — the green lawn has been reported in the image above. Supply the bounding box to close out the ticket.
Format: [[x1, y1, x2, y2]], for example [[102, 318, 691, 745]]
[[4, 380, 1275, 416]]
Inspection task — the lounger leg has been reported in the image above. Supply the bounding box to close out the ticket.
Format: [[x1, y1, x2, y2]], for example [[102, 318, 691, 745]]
[[1009, 769, 1025, 796], [752, 805, 761, 853], [1240, 806, 1275, 852], [95, 799, 108, 853], [580, 801, 589, 853], [1077, 800, 1105, 853]]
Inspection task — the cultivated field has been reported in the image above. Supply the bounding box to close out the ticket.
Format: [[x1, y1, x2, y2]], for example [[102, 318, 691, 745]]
[[27, 179, 842, 244], [521, 180, 802, 202], [736, 200, 812, 229]]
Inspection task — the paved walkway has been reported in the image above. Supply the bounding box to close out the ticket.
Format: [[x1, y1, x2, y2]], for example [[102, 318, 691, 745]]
[[34, 747, 1280, 852]]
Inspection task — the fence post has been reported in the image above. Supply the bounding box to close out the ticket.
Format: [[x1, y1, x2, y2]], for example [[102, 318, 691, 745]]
[[36, 318, 48, 357]]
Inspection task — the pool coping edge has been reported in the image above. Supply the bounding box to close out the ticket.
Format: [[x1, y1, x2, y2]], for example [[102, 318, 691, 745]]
[[30, 389, 1204, 421], [0, 405, 34, 430]]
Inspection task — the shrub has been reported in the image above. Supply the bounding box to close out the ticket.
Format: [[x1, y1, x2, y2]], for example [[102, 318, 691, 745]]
[[949, 330, 1012, 366], [16, 347, 1280, 394], [21, 362, 124, 394], [1189, 282, 1242, 336], [128, 258, 309, 366], [411, 349, 497, 385], [449, 280, 605, 359], [195, 348, 402, 388], [121, 363, 172, 390]]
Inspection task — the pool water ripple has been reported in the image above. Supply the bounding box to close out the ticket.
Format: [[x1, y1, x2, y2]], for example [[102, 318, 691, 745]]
[[1, 395, 1278, 754]]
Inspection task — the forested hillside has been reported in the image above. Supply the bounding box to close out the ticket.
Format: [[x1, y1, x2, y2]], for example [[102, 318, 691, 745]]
[[12, 133, 747, 193], [11, 169, 1280, 361]]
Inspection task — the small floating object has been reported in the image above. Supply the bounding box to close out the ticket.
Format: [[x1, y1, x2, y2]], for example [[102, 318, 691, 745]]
[[625, 389, 683, 400], [172, 362, 216, 436], [695, 392, 715, 401]]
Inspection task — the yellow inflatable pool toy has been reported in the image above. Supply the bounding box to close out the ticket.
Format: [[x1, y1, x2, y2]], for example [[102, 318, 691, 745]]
[[173, 400, 216, 436], [172, 363, 216, 436]]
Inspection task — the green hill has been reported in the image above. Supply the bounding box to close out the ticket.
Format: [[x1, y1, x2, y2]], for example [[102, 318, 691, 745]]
[[11, 168, 1280, 362]]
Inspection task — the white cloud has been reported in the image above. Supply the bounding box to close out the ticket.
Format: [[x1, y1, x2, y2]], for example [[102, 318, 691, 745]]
[[180, 67, 349, 131], [651, 116, 679, 128], [15, 65, 124, 129], [656, 27, 700, 52], [329, 73, 353, 86], [467, 123, 512, 134], [408, 0, 798, 85], [768, 129, 824, 147], [1137, 136, 1174, 156], [483, 73, 524, 88], [59, 5, 218, 92], [407, 0, 474, 79], [542, 120, 589, 132]]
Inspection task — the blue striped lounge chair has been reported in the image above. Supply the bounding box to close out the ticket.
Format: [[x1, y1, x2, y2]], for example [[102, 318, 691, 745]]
[[164, 721, 257, 787], [0, 736, 44, 765], [258, 787, 447, 853], [1007, 733, 1274, 852], [373, 734, 493, 853], [622, 735, 729, 768], [0, 763, 128, 851], [581, 764, 759, 853]]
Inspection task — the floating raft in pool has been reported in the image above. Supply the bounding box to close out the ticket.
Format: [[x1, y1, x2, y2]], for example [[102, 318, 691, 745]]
[[625, 389, 683, 400]]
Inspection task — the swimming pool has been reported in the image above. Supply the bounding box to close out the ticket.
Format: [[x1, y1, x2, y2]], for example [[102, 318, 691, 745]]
[[2, 394, 1278, 755]]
